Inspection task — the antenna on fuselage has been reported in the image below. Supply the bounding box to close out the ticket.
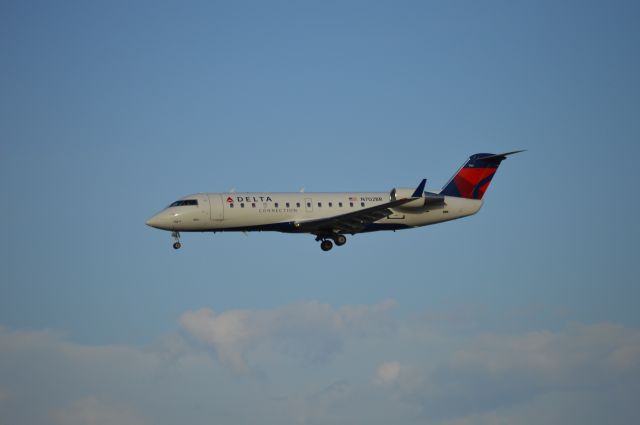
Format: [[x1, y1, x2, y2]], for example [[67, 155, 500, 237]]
[[299, 187, 305, 193], [229, 187, 235, 193]]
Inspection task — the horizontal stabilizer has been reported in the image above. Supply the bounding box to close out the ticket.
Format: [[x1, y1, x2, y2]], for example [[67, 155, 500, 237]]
[[476, 150, 526, 162]]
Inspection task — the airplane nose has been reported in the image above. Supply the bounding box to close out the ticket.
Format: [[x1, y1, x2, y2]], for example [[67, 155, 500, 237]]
[[146, 214, 163, 228]]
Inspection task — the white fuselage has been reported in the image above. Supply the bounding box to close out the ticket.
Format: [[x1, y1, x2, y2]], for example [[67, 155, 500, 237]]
[[145, 192, 483, 234]]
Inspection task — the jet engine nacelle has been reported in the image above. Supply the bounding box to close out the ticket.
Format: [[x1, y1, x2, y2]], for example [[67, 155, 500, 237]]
[[390, 187, 427, 210], [390, 187, 445, 212]]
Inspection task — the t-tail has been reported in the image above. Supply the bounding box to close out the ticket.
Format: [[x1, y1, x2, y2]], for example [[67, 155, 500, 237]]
[[440, 151, 524, 200]]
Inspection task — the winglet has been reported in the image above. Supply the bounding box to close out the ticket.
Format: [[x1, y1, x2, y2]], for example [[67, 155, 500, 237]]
[[411, 179, 427, 197]]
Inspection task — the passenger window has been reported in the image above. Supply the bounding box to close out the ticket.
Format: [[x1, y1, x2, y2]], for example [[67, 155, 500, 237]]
[[349, 202, 353, 207], [286, 202, 290, 208], [361, 202, 365, 207], [252, 203, 256, 208], [296, 202, 301, 208], [307, 202, 311, 208], [328, 202, 333, 207], [318, 202, 322, 207], [230, 203, 234, 208], [339, 202, 343, 207], [240, 203, 245, 208], [275, 203, 279, 208]]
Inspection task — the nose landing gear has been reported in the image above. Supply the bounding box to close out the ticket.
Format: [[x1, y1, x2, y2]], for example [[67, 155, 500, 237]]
[[171, 231, 182, 250]]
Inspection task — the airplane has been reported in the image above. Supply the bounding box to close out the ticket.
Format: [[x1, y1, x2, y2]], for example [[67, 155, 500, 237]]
[[146, 151, 523, 251]]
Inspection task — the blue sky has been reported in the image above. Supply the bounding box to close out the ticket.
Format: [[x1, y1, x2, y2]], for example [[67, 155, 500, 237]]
[[1, 1, 639, 424]]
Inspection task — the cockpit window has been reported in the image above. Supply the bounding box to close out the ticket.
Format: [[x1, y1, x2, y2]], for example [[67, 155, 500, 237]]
[[169, 199, 198, 207]]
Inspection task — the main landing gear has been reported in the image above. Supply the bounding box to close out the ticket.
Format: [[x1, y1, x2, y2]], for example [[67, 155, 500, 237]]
[[317, 234, 347, 251], [171, 231, 182, 250], [334, 234, 347, 246]]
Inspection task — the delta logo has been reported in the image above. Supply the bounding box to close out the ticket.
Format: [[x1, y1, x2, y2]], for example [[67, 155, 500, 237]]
[[226, 195, 274, 203]]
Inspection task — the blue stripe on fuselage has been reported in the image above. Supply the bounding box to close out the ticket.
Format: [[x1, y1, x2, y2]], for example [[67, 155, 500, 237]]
[[186, 221, 412, 234]]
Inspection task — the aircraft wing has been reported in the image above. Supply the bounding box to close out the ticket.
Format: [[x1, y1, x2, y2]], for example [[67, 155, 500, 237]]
[[292, 197, 417, 234]]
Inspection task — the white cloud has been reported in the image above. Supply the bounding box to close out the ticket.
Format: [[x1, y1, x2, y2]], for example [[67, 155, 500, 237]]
[[445, 322, 640, 387], [0, 327, 216, 425], [375, 361, 401, 385], [178, 307, 257, 372], [52, 397, 147, 425], [1, 305, 640, 425], [387, 322, 640, 421], [435, 388, 640, 425], [179, 299, 397, 372]]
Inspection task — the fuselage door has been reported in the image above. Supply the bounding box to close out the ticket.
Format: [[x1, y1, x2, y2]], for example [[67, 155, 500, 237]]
[[198, 194, 211, 222], [208, 194, 224, 221]]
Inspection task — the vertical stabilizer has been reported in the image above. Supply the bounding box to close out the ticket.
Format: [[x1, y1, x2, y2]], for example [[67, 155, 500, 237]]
[[440, 151, 523, 199]]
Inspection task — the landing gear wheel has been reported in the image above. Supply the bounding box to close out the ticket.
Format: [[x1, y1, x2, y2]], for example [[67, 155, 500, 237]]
[[320, 240, 333, 251], [171, 231, 181, 250], [334, 235, 347, 246]]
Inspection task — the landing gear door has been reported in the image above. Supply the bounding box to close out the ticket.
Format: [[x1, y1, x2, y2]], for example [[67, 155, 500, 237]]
[[208, 194, 224, 221]]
